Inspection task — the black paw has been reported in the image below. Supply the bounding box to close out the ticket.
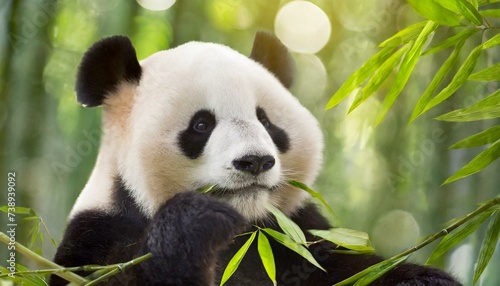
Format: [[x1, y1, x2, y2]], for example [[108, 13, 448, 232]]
[[137, 192, 246, 284], [147, 192, 246, 253]]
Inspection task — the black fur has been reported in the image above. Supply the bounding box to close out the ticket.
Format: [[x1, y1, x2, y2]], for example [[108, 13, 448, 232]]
[[250, 32, 295, 88], [76, 35, 142, 107], [178, 110, 217, 159], [52, 186, 461, 285], [257, 107, 290, 153]]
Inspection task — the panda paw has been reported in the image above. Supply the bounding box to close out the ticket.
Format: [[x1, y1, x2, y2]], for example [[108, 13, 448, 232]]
[[146, 191, 246, 255], [137, 192, 247, 284]]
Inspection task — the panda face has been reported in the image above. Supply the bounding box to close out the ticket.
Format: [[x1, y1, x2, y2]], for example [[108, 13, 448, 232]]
[[72, 36, 323, 221]]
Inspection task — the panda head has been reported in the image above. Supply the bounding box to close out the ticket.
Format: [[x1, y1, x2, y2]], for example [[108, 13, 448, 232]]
[[75, 33, 323, 220]]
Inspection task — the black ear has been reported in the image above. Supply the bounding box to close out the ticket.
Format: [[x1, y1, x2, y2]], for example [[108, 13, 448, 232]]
[[76, 35, 142, 107], [250, 32, 294, 89]]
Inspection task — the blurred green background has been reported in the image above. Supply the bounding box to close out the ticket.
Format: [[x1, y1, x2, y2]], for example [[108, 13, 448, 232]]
[[0, 0, 499, 285]]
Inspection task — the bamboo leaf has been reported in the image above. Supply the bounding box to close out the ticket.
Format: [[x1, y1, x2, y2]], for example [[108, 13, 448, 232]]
[[406, 0, 461, 26], [423, 28, 478, 55], [450, 126, 500, 148], [0, 206, 36, 215], [473, 211, 500, 284], [350, 44, 410, 113], [437, 106, 500, 122], [437, 0, 460, 13], [481, 32, 500, 49], [444, 139, 500, 184], [480, 9, 500, 18], [478, 0, 500, 5], [455, 0, 484, 25], [326, 46, 396, 110], [266, 205, 307, 245], [469, 63, 500, 81], [262, 228, 326, 272], [437, 88, 500, 121], [257, 231, 276, 285], [422, 45, 482, 114], [197, 185, 217, 194], [377, 21, 439, 125], [472, 89, 500, 108], [334, 256, 409, 286], [288, 180, 338, 223], [410, 39, 466, 122], [379, 21, 427, 47], [428, 209, 494, 263], [220, 231, 257, 286], [309, 228, 375, 253]]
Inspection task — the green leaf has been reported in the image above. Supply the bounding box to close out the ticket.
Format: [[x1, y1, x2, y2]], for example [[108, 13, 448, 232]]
[[437, 106, 500, 122], [220, 231, 257, 286], [471, 89, 500, 108], [481, 32, 500, 50], [377, 21, 439, 125], [480, 9, 500, 18], [262, 228, 326, 272], [478, 0, 500, 5], [288, 181, 338, 223], [410, 39, 466, 121], [379, 21, 428, 47], [473, 211, 500, 284], [437, 88, 500, 121], [257, 231, 276, 285], [266, 205, 306, 245], [422, 45, 482, 114], [450, 126, 500, 148], [309, 228, 375, 253], [444, 139, 500, 184], [350, 44, 410, 113], [406, 0, 461, 26], [334, 255, 409, 286], [469, 63, 500, 81], [455, 0, 484, 25], [427, 209, 494, 263], [437, 0, 460, 13], [326, 46, 396, 110], [0, 206, 36, 215], [197, 185, 217, 194], [423, 28, 478, 55]]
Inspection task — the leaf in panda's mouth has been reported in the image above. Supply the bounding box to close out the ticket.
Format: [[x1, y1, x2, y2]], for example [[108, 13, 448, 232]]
[[196, 184, 276, 196], [197, 185, 218, 194]]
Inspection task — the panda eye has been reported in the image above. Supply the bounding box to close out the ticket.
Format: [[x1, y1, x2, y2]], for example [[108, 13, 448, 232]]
[[256, 108, 271, 129], [190, 111, 216, 134], [259, 117, 270, 128], [193, 119, 209, 132]]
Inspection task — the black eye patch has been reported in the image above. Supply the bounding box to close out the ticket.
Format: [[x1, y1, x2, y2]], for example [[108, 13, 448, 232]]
[[256, 107, 290, 153], [178, 110, 216, 159]]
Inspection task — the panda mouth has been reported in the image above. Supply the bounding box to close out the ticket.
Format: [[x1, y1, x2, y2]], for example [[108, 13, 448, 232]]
[[209, 184, 277, 197]]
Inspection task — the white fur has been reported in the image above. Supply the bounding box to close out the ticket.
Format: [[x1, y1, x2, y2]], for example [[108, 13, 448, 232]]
[[71, 41, 323, 221]]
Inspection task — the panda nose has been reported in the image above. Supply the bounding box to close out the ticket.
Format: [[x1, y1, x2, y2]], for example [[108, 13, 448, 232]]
[[233, 155, 275, 175]]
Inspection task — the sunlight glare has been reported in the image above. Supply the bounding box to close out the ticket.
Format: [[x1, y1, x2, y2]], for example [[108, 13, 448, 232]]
[[274, 1, 331, 54]]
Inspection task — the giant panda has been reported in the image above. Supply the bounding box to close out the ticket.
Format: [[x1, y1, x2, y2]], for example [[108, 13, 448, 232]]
[[51, 33, 461, 286]]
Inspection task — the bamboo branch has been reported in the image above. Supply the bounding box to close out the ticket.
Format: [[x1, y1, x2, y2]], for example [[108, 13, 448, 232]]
[[0, 232, 88, 284]]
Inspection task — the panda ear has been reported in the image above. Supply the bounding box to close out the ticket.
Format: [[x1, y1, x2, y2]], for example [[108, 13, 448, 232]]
[[76, 35, 142, 107], [250, 32, 294, 89]]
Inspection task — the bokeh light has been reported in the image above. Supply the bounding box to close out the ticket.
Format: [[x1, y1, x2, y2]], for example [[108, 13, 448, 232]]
[[372, 210, 420, 256], [137, 0, 176, 11], [207, 0, 254, 30], [274, 1, 331, 54], [292, 53, 327, 106]]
